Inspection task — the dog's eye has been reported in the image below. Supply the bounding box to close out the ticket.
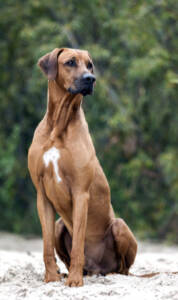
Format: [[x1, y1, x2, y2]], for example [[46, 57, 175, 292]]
[[87, 61, 93, 69], [65, 59, 77, 67]]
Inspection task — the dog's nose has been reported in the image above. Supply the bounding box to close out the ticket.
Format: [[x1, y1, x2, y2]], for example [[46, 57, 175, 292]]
[[82, 73, 96, 84]]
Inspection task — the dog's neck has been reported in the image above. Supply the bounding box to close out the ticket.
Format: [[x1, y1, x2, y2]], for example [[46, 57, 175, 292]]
[[46, 80, 83, 138]]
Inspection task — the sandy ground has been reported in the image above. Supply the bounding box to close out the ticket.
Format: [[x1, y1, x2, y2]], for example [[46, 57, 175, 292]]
[[0, 232, 178, 300]]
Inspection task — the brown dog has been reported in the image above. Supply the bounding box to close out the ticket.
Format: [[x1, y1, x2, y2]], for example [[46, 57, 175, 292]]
[[28, 48, 137, 287]]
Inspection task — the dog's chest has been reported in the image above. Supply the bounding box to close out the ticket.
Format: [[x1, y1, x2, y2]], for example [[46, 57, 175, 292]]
[[43, 146, 62, 183], [42, 131, 95, 188]]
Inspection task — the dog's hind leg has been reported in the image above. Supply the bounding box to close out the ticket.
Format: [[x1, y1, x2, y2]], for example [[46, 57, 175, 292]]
[[112, 218, 137, 275], [55, 218, 72, 271]]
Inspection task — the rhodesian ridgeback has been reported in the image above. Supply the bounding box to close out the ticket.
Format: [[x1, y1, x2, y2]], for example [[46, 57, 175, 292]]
[[28, 48, 137, 287]]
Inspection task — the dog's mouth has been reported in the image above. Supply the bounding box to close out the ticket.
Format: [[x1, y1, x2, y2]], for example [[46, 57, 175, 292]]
[[68, 85, 94, 96]]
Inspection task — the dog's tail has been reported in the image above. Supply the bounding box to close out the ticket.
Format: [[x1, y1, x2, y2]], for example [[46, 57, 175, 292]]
[[129, 271, 178, 278]]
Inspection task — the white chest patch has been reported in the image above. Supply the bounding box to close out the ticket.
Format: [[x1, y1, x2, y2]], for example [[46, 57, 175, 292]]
[[43, 147, 62, 182]]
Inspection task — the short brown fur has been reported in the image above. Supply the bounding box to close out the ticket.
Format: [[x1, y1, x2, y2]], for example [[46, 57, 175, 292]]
[[28, 48, 137, 287]]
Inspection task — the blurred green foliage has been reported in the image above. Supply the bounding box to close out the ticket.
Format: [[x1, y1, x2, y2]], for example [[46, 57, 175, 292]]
[[0, 0, 178, 241]]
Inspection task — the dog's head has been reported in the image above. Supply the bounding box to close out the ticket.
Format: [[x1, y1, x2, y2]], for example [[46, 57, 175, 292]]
[[38, 48, 96, 96]]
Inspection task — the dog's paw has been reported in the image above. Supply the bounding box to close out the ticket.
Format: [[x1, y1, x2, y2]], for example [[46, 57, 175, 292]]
[[44, 271, 62, 283], [65, 273, 83, 287]]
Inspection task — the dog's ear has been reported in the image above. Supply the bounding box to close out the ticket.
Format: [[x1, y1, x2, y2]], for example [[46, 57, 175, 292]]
[[38, 48, 64, 80]]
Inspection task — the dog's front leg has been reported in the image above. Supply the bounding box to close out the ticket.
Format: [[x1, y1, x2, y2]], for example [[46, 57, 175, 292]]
[[37, 181, 61, 283], [65, 191, 89, 287]]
